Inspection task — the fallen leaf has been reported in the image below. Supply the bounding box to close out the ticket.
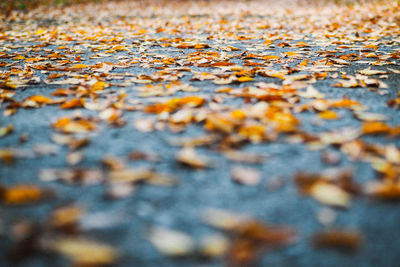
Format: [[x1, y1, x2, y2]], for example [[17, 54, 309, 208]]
[[0, 124, 14, 138], [318, 110, 339, 120], [359, 67, 387, 75], [39, 168, 104, 185], [52, 117, 97, 133], [312, 230, 362, 251], [310, 182, 351, 208], [148, 227, 196, 257], [71, 64, 89, 69], [230, 166, 261, 186], [176, 147, 211, 168], [200, 234, 229, 258], [0, 184, 52, 205], [50, 238, 118, 265]]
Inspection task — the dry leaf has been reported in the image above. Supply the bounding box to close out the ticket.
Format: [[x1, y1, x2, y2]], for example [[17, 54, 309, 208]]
[[359, 68, 387, 75], [148, 227, 196, 257], [312, 230, 362, 251], [0, 184, 52, 205], [176, 147, 211, 168], [310, 182, 351, 208], [39, 168, 104, 185], [230, 166, 261, 186], [50, 238, 118, 265], [200, 234, 229, 258], [0, 124, 14, 138]]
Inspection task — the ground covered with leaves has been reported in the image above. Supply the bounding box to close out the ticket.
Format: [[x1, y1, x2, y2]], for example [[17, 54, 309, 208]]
[[1, 0, 400, 266]]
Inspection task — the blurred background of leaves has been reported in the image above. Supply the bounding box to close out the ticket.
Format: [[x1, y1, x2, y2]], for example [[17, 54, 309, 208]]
[[1, 0, 103, 14], [0, 0, 385, 16]]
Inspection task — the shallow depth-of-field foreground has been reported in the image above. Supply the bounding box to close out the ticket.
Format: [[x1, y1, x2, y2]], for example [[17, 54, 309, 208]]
[[1, 0, 400, 266]]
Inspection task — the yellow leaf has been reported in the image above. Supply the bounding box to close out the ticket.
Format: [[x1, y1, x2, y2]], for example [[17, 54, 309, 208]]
[[52, 238, 117, 265], [0, 124, 13, 138], [310, 182, 350, 208], [13, 55, 25, 60], [91, 81, 107, 91], [237, 76, 253, 82], [296, 41, 308, 47], [231, 110, 246, 120], [35, 29, 45, 35], [71, 64, 89, 69], [284, 51, 298, 57], [318, 110, 339, 120]]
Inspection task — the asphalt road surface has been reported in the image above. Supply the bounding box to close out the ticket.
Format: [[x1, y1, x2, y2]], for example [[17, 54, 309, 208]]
[[0, 1, 400, 266]]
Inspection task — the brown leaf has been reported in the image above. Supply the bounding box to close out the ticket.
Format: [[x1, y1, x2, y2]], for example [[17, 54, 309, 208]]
[[294, 170, 359, 207], [203, 209, 296, 266], [365, 181, 400, 200], [49, 204, 84, 230], [312, 230, 362, 251]]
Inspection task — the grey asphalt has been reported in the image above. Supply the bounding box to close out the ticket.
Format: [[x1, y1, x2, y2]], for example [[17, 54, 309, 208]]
[[1, 4, 400, 267]]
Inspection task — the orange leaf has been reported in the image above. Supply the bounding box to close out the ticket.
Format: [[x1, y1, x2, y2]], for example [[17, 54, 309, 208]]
[[231, 110, 246, 120], [237, 76, 253, 82], [53, 117, 97, 133], [61, 98, 84, 109], [71, 64, 89, 69], [26, 95, 53, 104], [0, 184, 49, 205], [318, 110, 339, 120], [361, 121, 392, 135]]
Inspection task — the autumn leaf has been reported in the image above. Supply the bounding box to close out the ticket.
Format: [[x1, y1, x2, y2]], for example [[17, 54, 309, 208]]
[[1, 1, 400, 265], [318, 110, 339, 120], [203, 209, 296, 266], [148, 227, 196, 257], [237, 76, 253, 82], [50, 238, 118, 265], [230, 166, 261, 186], [310, 182, 351, 208], [71, 64, 89, 69], [52, 117, 97, 133], [365, 181, 400, 200], [359, 68, 387, 76], [0, 184, 52, 205], [0, 124, 14, 138], [23, 95, 53, 108], [312, 230, 363, 251], [176, 147, 211, 168], [60, 98, 84, 109]]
